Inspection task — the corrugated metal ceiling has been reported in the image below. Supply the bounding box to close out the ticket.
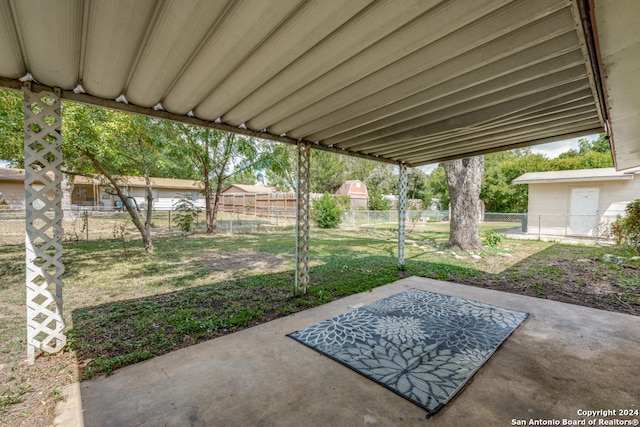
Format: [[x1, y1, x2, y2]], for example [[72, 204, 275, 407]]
[[0, 0, 622, 167]]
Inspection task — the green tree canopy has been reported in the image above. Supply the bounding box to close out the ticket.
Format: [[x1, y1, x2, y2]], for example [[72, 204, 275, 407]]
[[424, 134, 613, 213], [0, 89, 24, 167]]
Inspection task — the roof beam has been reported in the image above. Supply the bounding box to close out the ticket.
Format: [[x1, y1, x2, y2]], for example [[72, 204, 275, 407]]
[[376, 108, 598, 158], [0, 78, 402, 166], [331, 69, 589, 150], [409, 124, 602, 165], [283, 8, 579, 140]]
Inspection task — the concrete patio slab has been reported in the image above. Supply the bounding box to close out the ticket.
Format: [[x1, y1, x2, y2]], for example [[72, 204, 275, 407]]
[[64, 277, 640, 426]]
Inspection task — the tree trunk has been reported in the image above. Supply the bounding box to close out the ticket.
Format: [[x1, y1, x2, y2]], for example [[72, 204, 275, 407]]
[[444, 156, 484, 251], [210, 168, 227, 233], [81, 149, 154, 252], [202, 161, 215, 233], [144, 174, 153, 230], [205, 135, 233, 234]]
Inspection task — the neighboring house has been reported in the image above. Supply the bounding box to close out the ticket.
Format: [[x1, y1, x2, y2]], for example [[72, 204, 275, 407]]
[[0, 168, 206, 210], [513, 167, 640, 237], [0, 168, 27, 209], [73, 175, 205, 210], [221, 184, 276, 194], [0, 167, 56, 209], [334, 180, 368, 209]]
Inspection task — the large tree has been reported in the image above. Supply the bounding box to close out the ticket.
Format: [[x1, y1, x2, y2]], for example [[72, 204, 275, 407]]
[[427, 134, 613, 214], [0, 89, 24, 167], [310, 150, 348, 193], [165, 123, 268, 233], [63, 103, 167, 251], [481, 149, 549, 212], [444, 156, 484, 251], [263, 143, 297, 192], [347, 157, 396, 195], [424, 164, 449, 209], [551, 134, 613, 170]]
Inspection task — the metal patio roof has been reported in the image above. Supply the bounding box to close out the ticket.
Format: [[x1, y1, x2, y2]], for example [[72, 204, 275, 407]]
[[0, 0, 638, 168], [512, 167, 640, 184]]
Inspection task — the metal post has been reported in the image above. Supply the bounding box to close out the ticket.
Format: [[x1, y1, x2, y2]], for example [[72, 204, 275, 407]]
[[23, 85, 66, 364], [295, 142, 311, 294], [539, 214, 542, 239], [398, 163, 408, 269]]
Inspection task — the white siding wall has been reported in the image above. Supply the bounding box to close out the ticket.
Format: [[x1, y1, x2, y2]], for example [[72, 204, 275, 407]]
[[0, 182, 25, 209], [528, 179, 640, 216], [526, 178, 640, 236]]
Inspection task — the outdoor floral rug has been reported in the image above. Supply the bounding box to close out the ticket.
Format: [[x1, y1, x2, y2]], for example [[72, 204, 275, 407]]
[[287, 288, 528, 414]]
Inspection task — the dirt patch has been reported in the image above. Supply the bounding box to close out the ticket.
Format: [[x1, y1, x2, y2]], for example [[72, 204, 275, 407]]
[[193, 250, 289, 276], [449, 256, 640, 316]]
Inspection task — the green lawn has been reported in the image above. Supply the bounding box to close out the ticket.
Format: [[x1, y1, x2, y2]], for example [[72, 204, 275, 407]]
[[1, 225, 638, 424]]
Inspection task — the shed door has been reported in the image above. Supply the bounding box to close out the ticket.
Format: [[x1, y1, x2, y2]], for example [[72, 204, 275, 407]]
[[569, 188, 599, 236]]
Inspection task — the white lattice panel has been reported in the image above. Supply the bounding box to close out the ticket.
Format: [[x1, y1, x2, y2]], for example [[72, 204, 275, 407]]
[[23, 86, 66, 363], [398, 163, 408, 268], [295, 142, 311, 294]]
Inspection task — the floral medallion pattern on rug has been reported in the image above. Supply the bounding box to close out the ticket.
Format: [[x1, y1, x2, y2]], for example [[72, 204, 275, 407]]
[[288, 288, 528, 413]]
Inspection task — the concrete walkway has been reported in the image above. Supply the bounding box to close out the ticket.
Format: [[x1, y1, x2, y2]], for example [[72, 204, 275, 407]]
[[57, 277, 640, 426]]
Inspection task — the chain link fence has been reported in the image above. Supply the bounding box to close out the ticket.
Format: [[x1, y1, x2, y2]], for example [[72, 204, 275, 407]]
[[0, 207, 299, 246], [0, 207, 618, 246], [519, 212, 616, 242], [339, 209, 450, 229]]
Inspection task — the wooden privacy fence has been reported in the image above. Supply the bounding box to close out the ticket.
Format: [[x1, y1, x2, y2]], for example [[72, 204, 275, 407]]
[[219, 192, 307, 218]]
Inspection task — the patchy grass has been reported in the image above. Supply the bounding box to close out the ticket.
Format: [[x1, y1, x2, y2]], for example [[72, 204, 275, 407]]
[[1, 225, 638, 425]]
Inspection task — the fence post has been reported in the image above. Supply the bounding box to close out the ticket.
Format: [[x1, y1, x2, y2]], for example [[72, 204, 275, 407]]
[[538, 214, 541, 239], [85, 209, 89, 241], [352, 210, 355, 227], [168, 208, 171, 232]]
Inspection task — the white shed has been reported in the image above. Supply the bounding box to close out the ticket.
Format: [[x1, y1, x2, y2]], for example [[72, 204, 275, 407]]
[[513, 168, 640, 237]]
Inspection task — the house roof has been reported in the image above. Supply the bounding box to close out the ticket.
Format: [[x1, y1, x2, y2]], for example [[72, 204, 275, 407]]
[[221, 184, 276, 194], [334, 180, 368, 196], [0, 167, 26, 181], [0, 167, 54, 183], [1, 1, 637, 169], [74, 175, 204, 190], [0, 168, 203, 189], [513, 167, 640, 184]]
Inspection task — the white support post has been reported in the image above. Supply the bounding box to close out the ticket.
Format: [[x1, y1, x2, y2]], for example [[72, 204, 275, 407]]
[[23, 85, 66, 364], [398, 163, 408, 269], [295, 142, 311, 294]]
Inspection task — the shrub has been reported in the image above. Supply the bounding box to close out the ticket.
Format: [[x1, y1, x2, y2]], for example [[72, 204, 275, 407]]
[[368, 190, 391, 211], [612, 199, 640, 252], [173, 193, 201, 233], [312, 193, 344, 228], [483, 230, 503, 247], [334, 194, 352, 210]]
